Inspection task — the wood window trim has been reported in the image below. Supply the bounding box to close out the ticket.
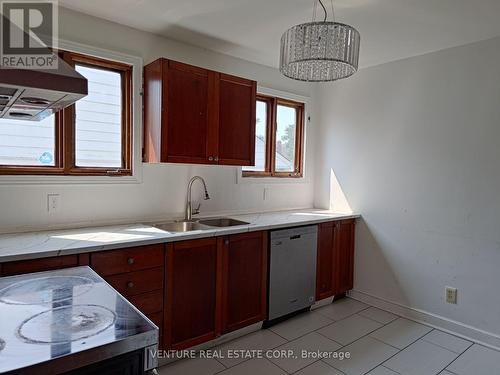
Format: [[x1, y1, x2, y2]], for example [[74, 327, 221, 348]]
[[0, 51, 133, 176], [242, 94, 304, 178]]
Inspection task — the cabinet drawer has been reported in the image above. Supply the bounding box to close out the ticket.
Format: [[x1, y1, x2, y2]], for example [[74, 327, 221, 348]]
[[128, 290, 163, 315], [90, 244, 163, 276], [104, 267, 163, 297], [0, 255, 78, 277]]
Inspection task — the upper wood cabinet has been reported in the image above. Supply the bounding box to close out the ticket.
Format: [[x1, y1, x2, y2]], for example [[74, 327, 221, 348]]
[[143, 58, 256, 166], [316, 219, 356, 300], [217, 74, 256, 165]]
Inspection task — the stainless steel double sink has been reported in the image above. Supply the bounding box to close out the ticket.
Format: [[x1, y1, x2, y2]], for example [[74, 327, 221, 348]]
[[153, 217, 249, 233]]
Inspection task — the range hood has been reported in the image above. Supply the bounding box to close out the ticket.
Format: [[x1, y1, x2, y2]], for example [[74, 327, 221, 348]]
[[0, 56, 88, 121]]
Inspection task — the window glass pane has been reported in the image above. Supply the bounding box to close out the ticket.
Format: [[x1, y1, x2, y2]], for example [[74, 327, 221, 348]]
[[0, 115, 56, 166], [275, 104, 297, 172], [75, 65, 122, 168], [243, 100, 267, 172]]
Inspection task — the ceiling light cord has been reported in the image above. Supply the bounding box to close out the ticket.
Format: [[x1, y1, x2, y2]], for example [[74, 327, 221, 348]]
[[318, 0, 327, 22]]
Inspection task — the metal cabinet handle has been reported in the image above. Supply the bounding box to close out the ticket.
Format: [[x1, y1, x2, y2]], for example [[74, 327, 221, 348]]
[[127, 281, 134, 288], [225, 239, 229, 245], [208, 156, 214, 161], [127, 257, 135, 265], [214, 156, 219, 162]]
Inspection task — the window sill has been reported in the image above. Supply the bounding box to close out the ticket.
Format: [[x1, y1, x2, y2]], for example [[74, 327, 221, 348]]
[[0, 173, 142, 185], [236, 168, 310, 185]]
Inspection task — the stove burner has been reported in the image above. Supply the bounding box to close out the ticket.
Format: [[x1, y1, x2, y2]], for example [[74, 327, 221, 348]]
[[17, 304, 116, 344], [0, 276, 94, 305], [0, 338, 5, 352]]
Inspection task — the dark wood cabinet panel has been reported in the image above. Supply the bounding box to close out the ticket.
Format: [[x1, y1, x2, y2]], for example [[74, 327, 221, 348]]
[[147, 311, 163, 328], [166, 61, 212, 164], [316, 219, 356, 300], [164, 238, 221, 350], [316, 222, 335, 300], [128, 290, 163, 315], [217, 74, 256, 166], [90, 244, 163, 276], [220, 231, 267, 334], [143, 58, 163, 163], [104, 267, 163, 297], [0, 255, 78, 277], [334, 220, 355, 294], [143, 58, 256, 166]]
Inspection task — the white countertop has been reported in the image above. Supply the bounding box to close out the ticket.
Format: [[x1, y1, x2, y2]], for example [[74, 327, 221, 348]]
[[0, 209, 359, 262]]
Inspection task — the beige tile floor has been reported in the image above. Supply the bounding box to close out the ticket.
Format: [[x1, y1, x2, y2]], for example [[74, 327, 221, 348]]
[[159, 298, 500, 375]]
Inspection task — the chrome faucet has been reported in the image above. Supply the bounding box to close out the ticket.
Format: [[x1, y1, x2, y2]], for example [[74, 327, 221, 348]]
[[185, 176, 210, 221]]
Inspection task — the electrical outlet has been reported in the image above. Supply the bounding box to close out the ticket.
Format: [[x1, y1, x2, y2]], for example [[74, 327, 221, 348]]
[[47, 194, 60, 214], [446, 286, 457, 304]]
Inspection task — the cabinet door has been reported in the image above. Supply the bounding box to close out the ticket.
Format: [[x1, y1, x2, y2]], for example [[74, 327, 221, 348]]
[[164, 238, 221, 350], [316, 222, 335, 300], [220, 231, 267, 334], [165, 61, 216, 164], [334, 219, 355, 294], [217, 73, 256, 166]]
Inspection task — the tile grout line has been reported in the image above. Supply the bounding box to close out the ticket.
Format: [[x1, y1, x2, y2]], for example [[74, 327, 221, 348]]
[[369, 335, 401, 350], [357, 308, 399, 326], [314, 304, 372, 322], [380, 365, 403, 375], [313, 317, 401, 374], [310, 359, 349, 375], [270, 300, 378, 346], [312, 307, 400, 348], [373, 327, 453, 375], [420, 335, 474, 355], [214, 329, 296, 371], [320, 318, 435, 374], [440, 343, 476, 375], [265, 303, 374, 374]]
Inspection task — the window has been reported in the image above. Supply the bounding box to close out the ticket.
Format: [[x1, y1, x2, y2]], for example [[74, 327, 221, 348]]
[[243, 95, 304, 178], [0, 51, 132, 176]]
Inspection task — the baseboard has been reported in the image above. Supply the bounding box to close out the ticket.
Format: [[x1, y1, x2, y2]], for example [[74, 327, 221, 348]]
[[311, 296, 334, 310], [348, 289, 500, 351]]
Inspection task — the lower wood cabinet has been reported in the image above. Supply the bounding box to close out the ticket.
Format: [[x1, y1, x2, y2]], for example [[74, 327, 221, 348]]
[[316, 219, 356, 300], [0, 255, 79, 276], [220, 231, 267, 334], [316, 222, 336, 300], [164, 238, 220, 350], [88, 245, 165, 344], [163, 231, 268, 349]]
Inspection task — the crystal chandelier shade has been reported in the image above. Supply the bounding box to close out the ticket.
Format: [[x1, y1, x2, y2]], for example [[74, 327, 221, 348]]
[[279, 12, 360, 82]]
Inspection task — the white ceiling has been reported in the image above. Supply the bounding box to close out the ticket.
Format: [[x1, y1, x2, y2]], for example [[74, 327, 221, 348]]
[[60, 0, 500, 69]]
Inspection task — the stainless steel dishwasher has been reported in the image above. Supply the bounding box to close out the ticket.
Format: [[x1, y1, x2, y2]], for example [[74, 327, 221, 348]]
[[268, 225, 318, 321]]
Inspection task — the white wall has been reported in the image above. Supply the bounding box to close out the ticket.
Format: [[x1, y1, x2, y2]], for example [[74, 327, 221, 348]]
[[0, 8, 316, 233], [315, 36, 500, 339]]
